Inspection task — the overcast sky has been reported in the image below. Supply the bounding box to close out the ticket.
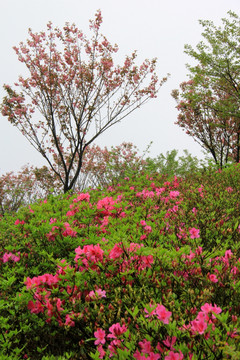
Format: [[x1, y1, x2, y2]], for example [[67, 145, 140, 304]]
[[0, 0, 239, 174]]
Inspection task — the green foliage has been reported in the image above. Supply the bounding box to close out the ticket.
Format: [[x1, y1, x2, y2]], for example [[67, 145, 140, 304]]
[[144, 149, 208, 177], [173, 11, 240, 167], [0, 164, 240, 358]]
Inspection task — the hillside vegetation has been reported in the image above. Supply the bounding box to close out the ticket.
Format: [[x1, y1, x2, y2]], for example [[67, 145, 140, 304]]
[[0, 165, 240, 359]]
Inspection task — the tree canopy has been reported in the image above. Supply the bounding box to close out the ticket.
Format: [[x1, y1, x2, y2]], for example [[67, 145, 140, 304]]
[[172, 11, 240, 167], [1, 11, 167, 192]]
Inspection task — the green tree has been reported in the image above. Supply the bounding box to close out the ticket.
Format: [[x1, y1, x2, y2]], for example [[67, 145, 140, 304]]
[[172, 11, 240, 167], [145, 149, 205, 178]]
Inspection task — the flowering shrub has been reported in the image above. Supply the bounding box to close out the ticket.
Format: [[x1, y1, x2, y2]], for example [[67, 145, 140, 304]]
[[0, 164, 61, 215], [0, 143, 147, 214], [0, 163, 240, 359], [0, 144, 209, 215]]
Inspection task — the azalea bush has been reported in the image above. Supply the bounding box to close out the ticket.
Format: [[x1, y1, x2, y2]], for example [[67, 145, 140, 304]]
[[1, 143, 200, 214], [0, 163, 240, 359]]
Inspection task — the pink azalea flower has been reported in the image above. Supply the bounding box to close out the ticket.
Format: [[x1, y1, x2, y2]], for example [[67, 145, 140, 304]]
[[73, 192, 90, 202], [49, 218, 57, 224], [155, 187, 165, 196], [195, 246, 202, 255], [141, 255, 154, 269], [192, 207, 197, 215], [144, 225, 152, 233], [97, 196, 116, 211], [75, 244, 104, 263], [129, 243, 143, 252], [3, 252, 20, 263], [139, 339, 152, 354], [189, 227, 200, 239], [108, 342, 118, 357], [144, 303, 172, 324], [133, 350, 147, 360], [2, 253, 11, 263], [14, 219, 25, 225], [56, 298, 64, 312], [96, 288, 106, 297], [191, 317, 207, 334], [165, 351, 184, 360], [109, 243, 124, 259], [89, 288, 106, 300], [163, 336, 177, 350], [27, 300, 44, 314], [62, 222, 77, 237], [66, 210, 75, 217], [208, 274, 218, 283], [224, 249, 233, 259], [155, 304, 172, 324], [148, 353, 161, 360], [97, 345, 106, 359], [201, 303, 222, 318], [65, 314, 75, 327], [169, 191, 180, 199], [94, 328, 106, 345], [88, 290, 96, 299], [46, 299, 54, 317], [28, 206, 34, 213], [107, 323, 127, 339]]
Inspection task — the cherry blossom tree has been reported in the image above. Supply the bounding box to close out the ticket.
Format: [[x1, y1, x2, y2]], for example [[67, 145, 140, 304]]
[[172, 11, 240, 168], [1, 10, 167, 192], [78, 142, 147, 189], [0, 164, 61, 215], [172, 78, 238, 168]]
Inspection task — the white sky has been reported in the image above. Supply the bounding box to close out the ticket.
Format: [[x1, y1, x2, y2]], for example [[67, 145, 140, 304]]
[[0, 0, 239, 174]]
